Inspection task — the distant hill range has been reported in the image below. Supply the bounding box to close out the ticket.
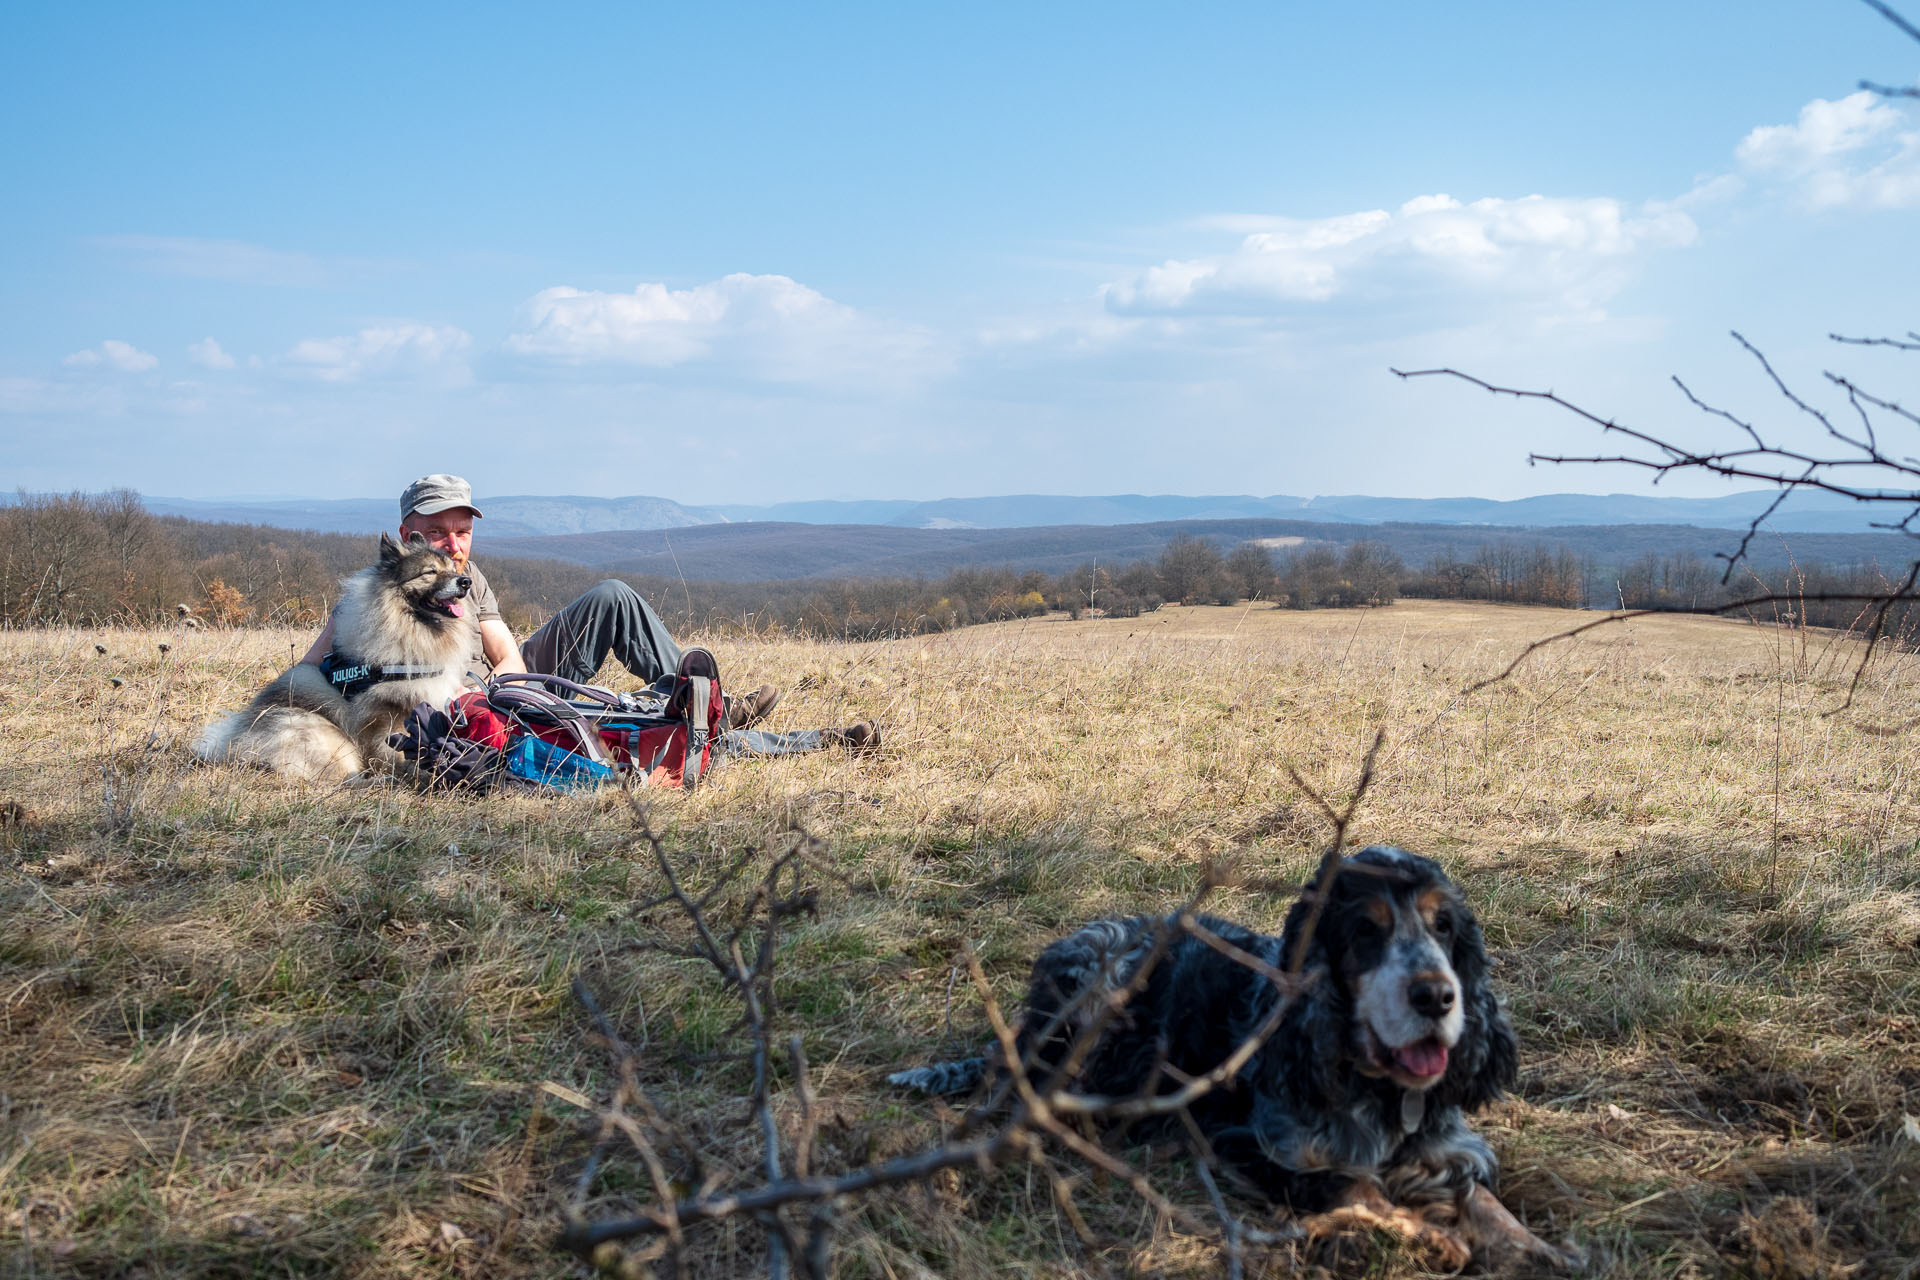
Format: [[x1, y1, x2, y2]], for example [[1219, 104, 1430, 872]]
[[480, 518, 1913, 585], [134, 493, 717, 538], [120, 487, 1907, 536], [710, 490, 1896, 533]]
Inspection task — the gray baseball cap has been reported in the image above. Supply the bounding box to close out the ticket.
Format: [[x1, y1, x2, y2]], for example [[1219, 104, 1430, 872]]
[[400, 474, 484, 522]]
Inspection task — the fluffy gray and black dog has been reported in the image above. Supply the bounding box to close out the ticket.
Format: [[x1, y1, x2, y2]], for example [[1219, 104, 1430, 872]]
[[193, 532, 477, 783], [890, 846, 1578, 1268]]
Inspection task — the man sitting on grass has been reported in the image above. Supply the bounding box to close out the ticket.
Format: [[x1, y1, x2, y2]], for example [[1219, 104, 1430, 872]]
[[299, 474, 879, 753]]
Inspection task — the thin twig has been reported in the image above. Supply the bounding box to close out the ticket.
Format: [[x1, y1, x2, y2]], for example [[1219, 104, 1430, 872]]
[[790, 1033, 819, 1179], [1284, 728, 1387, 974], [1190, 1132, 1245, 1280]]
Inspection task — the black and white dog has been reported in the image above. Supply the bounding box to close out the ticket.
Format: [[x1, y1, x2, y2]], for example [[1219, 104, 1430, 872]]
[[891, 846, 1577, 1267]]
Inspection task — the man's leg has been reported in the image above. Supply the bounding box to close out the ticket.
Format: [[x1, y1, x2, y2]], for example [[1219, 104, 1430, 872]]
[[717, 727, 825, 757], [521, 580, 684, 684], [717, 722, 879, 757]]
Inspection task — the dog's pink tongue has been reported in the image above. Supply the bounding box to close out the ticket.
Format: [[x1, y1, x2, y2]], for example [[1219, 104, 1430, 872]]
[[445, 600, 466, 618], [1394, 1040, 1449, 1078]]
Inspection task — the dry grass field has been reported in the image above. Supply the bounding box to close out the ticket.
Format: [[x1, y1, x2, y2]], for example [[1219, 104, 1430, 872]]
[[3, 598, 1918, 1278]]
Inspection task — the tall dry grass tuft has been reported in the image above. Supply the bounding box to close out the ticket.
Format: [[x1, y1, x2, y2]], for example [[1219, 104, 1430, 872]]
[[1, 599, 1916, 1276]]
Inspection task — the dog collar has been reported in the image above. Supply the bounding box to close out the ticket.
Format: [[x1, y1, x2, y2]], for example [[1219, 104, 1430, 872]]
[[320, 652, 450, 699]]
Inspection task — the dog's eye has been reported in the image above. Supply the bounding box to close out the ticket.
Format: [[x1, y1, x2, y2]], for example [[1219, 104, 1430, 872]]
[[1433, 915, 1454, 938]]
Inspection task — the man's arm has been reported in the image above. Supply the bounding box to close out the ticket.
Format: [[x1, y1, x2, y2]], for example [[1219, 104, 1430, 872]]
[[480, 618, 526, 675], [298, 615, 337, 666]]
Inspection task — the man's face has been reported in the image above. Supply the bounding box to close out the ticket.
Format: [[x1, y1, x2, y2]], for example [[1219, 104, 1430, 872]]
[[399, 509, 475, 568]]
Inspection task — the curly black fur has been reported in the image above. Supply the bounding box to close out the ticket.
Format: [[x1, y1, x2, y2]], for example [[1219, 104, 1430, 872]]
[[889, 846, 1516, 1213]]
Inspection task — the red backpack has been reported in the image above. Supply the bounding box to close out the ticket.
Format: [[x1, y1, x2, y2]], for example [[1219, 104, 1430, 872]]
[[446, 647, 724, 790]]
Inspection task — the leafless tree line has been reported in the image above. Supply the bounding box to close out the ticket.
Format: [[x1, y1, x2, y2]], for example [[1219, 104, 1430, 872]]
[[0, 490, 361, 627], [0, 494, 1370, 635], [10, 486, 1913, 649]]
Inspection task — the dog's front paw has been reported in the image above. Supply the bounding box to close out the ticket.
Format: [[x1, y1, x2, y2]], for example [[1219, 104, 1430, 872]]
[[1302, 1184, 1475, 1273], [1455, 1182, 1585, 1271]]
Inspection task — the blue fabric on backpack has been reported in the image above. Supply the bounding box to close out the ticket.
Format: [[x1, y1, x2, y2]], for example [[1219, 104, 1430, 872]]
[[504, 735, 616, 791]]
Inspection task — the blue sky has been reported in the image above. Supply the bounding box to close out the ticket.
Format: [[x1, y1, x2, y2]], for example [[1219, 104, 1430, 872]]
[[4, 1, 1917, 504]]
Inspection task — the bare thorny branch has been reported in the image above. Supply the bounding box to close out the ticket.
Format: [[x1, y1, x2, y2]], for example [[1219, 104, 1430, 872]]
[[1859, 0, 1920, 97], [555, 745, 1391, 1274], [1393, 337, 1920, 529], [1393, 317, 1920, 717]]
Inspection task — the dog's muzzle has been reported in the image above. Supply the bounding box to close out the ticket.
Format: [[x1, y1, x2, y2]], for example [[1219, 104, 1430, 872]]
[[432, 576, 474, 618]]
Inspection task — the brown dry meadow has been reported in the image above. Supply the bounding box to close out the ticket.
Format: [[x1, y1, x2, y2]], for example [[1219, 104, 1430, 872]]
[[3, 598, 1918, 1278]]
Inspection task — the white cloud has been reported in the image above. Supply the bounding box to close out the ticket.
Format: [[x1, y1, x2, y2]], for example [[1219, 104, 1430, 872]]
[[1738, 92, 1902, 168], [281, 324, 471, 382], [1734, 91, 1920, 209], [505, 272, 936, 383], [188, 337, 237, 370], [1102, 194, 1696, 320], [63, 339, 159, 372]]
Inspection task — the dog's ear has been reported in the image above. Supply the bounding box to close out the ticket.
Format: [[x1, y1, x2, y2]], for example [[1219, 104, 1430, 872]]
[[1437, 906, 1517, 1110], [403, 530, 431, 551], [1440, 982, 1517, 1111], [378, 531, 402, 564]]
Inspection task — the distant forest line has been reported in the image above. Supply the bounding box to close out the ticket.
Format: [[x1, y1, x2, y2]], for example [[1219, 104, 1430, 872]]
[[3, 490, 1915, 641]]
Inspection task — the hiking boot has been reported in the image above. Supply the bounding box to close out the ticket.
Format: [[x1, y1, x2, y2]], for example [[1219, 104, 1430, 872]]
[[823, 721, 882, 755], [725, 684, 782, 730]]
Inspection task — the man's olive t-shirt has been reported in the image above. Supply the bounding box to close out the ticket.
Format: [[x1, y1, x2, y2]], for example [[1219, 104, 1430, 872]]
[[463, 561, 502, 677]]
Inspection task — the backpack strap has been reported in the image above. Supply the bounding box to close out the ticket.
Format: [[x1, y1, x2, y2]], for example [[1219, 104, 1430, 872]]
[[681, 675, 713, 786], [486, 679, 611, 766], [489, 671, 624, 709], [668, 647, 721, 787]]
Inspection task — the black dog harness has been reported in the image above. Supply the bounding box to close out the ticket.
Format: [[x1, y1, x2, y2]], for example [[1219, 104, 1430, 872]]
[[320, 651, 451, 699]]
